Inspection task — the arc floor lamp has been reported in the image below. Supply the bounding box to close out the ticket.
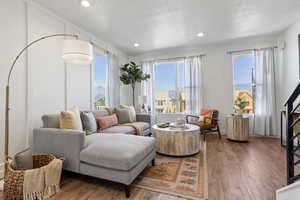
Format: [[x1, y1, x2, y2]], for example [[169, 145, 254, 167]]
[[3, 33, 93, 169]]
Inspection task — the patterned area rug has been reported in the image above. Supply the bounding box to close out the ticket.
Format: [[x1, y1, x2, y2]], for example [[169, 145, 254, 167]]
[[134, 144, 207, 200]]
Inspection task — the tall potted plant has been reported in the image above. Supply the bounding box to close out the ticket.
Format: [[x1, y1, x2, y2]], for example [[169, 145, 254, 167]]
[[120, 62, 150, 106]]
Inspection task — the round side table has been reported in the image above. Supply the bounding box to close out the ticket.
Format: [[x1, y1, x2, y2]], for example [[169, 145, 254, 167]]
[[152, 124, 200, 156], [226, 115, 249, 142]]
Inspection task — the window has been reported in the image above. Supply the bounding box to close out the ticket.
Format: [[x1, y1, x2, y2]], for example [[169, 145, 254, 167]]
[[93, 55, 108, 110], [232, 53, 255, 113], [154, 61, 186, 113]]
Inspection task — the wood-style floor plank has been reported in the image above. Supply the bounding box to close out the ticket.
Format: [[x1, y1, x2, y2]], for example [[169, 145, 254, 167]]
[[206, 135, 286, 200], [0, 135, 286, 200]]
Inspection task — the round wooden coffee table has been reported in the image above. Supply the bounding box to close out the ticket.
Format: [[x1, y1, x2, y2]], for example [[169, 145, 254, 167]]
[[152, 124, 200, 156]]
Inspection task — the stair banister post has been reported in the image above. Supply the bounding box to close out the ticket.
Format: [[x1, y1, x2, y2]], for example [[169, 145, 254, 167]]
[[286, 101, 294, 184]]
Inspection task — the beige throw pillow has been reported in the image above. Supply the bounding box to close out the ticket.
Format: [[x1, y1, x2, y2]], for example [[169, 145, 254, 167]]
[[60, 107, 83, 130], [120, 105, 136, 122], [115, 108, 134, 124]]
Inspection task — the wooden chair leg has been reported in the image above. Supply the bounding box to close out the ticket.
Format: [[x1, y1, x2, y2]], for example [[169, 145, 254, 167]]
[[124, 184, 130, 198], [217, 124, 221, 139]]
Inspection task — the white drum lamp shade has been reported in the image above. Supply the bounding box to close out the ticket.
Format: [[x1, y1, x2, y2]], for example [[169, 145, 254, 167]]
[[63, 39, 93, 65]]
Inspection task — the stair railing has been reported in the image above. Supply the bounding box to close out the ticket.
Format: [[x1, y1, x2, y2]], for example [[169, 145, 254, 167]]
[[285, 82, 300, 184]]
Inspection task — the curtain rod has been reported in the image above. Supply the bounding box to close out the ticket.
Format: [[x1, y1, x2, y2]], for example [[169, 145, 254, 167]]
[[141, 54, 206, 63], [227, 46, 278, 54]]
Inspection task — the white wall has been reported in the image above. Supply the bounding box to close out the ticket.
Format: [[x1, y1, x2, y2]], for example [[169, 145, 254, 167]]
[[0, 0, 27, 173], [0, 0, 128, 167], [133, 35, 278, 132], [275, 17, 300, 140]]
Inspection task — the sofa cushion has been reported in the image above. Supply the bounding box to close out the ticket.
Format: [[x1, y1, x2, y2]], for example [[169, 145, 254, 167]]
[[92, 110, 109, 118], [80, 134, 155, 171], [131, 122, 150, 131], [60, 107, 83, 131], [99, 125, 136, 135], [120, 105, 137, 121], [13, 148, 33, 170], [96, 114, 118, 130], [115, 108, 134, 123], [99, 122, 150, 135], [81, 111, 97, 135], [42, 114, 60, 128]]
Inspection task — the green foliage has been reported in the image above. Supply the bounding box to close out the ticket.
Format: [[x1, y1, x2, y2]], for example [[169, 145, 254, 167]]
[[234, 96, 250, 113], [120, 61, 150, 105], [120, 62, 150, 88]]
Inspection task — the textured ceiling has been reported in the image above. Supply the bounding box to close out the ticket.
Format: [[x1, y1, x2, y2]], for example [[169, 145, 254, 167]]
[[33, 0, 300, 56]]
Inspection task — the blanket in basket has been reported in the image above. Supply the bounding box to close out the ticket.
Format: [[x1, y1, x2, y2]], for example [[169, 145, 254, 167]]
[[23, 158, 63, 200]]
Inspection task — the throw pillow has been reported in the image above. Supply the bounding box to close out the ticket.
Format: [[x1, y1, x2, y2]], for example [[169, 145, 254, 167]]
[[200, 109, 214, 116], [96, 114, 118, 130], [199, 109, 213, 125], [81, 111, 97, 135], [204, 117, 212, 125], [104, 107, 116, 115], [115, 108, 135, 123], [60, 106, 83, 130], [12, 148, 33, 170], [120, 105, 136, 121], [198, 115, 205, 122]]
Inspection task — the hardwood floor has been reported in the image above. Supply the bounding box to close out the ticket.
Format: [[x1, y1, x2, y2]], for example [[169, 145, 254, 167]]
[[0, 135, 286, 200], [206, 135, 286, 200]]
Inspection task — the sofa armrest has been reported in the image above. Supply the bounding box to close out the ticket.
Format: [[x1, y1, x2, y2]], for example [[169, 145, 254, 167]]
[[136, 113, 152, 124], [33, 128, 85, 172]]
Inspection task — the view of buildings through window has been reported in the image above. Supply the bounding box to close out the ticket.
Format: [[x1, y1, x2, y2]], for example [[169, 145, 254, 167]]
[[154, 61, 187, 113], [93, 55, 108, 110], [233, 53, 255, 113]]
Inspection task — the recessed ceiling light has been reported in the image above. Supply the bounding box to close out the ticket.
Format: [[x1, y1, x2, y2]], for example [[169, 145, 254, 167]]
[[197, 32, 204, 37], [134, 43, 140, 47], [81, 0, 90, 7]]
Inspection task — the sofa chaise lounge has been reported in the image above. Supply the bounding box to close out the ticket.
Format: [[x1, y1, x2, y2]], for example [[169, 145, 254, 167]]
[[33, 109, 156, 198]]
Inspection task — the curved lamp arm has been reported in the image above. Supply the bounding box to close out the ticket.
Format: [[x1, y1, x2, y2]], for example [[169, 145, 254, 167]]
[[7, 34, 78, 85], [4, 33, 78, 161]]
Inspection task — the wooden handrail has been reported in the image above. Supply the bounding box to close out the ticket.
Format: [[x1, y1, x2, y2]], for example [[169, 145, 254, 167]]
[[284, 82, 300, 106]]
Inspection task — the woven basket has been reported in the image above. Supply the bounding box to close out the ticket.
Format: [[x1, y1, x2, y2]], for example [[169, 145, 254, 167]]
[[3, 154, 56, 200]]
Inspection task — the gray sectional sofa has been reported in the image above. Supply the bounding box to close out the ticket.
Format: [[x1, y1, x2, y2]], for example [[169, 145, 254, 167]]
[[33, 109, 156, 198]]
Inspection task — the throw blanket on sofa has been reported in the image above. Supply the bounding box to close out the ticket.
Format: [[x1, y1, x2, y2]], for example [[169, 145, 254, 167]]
[[118, 123, 142, 136], [23, 158, 63, 200], [104, 107, 115, 115]]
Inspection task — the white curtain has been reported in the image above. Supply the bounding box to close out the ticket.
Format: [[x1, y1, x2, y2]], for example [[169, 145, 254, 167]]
[[253, 48, 278, 136], [106, 52, 120, 107], [184, 56, 204, 114], [141, 61, 155, 112]]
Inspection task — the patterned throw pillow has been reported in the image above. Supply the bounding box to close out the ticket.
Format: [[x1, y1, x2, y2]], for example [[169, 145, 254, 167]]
[[59, 106, 83, 130], [204, 117, 212, 125], [81, 111, 97, 135], [96, 114, 118, 130], [120, 105, 136, 122]]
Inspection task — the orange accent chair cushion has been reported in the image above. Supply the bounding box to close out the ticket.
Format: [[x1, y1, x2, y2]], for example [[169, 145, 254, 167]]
[[199, 109, 214, 125]]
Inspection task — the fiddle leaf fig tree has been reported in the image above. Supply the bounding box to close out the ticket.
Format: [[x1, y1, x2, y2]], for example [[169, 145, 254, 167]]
[[120, 62, 150, 106]]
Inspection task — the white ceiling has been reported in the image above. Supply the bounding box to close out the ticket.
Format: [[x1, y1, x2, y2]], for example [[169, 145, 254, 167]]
[[34, 0, 300, 56]]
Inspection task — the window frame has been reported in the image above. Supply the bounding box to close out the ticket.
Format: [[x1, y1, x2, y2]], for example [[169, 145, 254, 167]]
[[231, 51, 256, 114], [153, 59, 185, 114], [92, 49, 108, 110]]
